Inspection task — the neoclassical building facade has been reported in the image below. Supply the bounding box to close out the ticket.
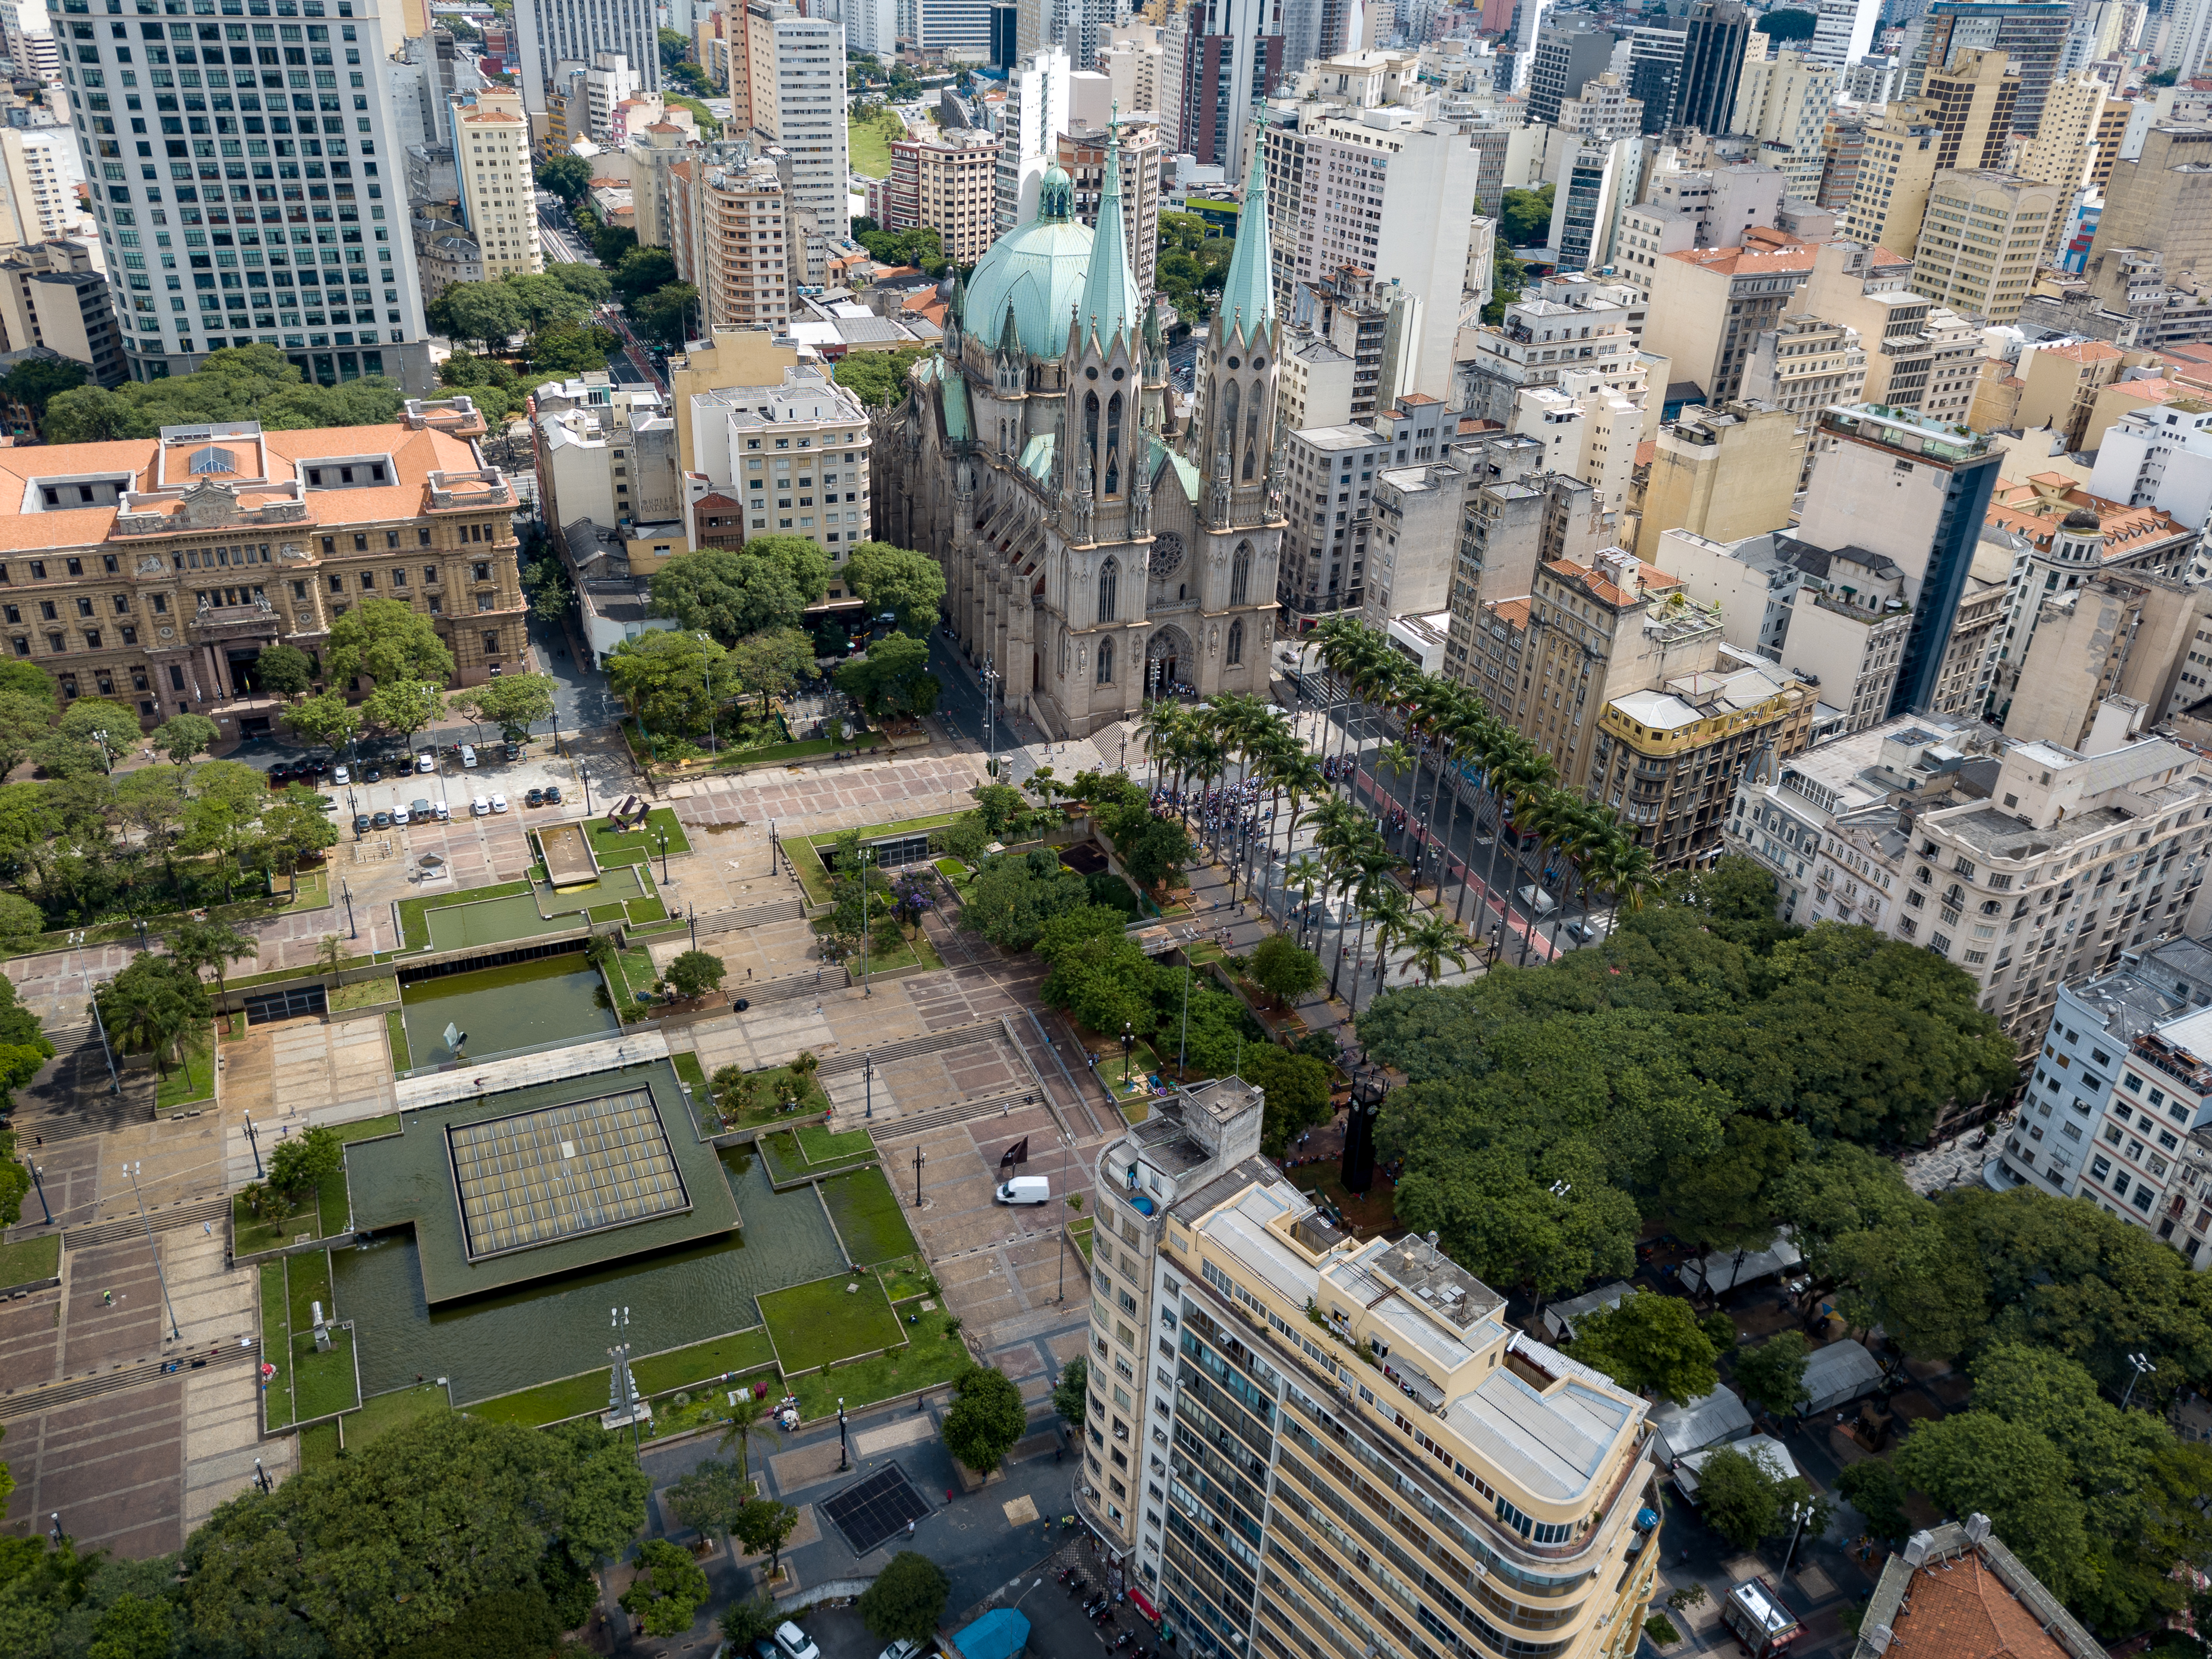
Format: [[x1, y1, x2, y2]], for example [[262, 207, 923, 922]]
[[875, 131, 1286, 737]]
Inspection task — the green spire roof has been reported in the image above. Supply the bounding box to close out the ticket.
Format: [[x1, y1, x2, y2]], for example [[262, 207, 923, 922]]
[[1077, 118, 1140, 351], [1216, 159, 1275, 346]]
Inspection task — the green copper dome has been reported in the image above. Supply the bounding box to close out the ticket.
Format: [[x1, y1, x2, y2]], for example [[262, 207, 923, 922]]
[[964, 159, 1095, 360]]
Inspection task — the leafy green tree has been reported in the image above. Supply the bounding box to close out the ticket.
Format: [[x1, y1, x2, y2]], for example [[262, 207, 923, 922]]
[[1694, 1445, 1814, 1553], [537, 155, 592, 203], [97, 952, 210, 1084], [665, 949, 726, 1000], [720, 1598, 782, 1649], [621, 1539, 710, 1637], [1247, 934, 1324, 1008], [41, 345, 402, 442], [1499, 183, 1555, 247], [1732, 1331, 1811, 1417], [451, 672, 557, 739], [180, 758, 270, 901], [634, 285, 699, 348], [833, 345, 927, 408], [279, 691, 361, 756], [664, 1458, 754, 1548], [1566, 1293, 1720, 1405], [325, 597, 457, 689], [1896, 1412, 2090, 1600], [858, 1551, 951, 1646], [1243, 1043, 1332, 1148], [523, 320, 620, 379], [607, 629, 731, 739], [2, 355, 89, 430], [361, 679, 448, 748], [971, 782, 1033, 837], [1052, 1356, 1088, 1426], [0, 691, 54, 783], [725, 627, 814, 714], [268, 1122, 342, 1206], [650, 540, 830, 641], [836, 634, 940, 722], [611, 247, 680, 307], [1756, 7, 1817, 36], [502, 272, 597, 332], [548, 262, 613, 304], [716, 1393, 778, 1485], [964, 853, 1090, 950], [942, 1364, 1026, 1473], [40, 698, 142, 776], [1836, 1460, 1911, 1544], [427, 281, 525, 352], [1655, 1116, 1808, 1260], [732, 1496, 800, 1575], [147, 714, 219, 766], [841, 542, 947, 635], [254, 643, 315, 700], [167, 915, 258, 1002], [1097, 802, 1191, 891]]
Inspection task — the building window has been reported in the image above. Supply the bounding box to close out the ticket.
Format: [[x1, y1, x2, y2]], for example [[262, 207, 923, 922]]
[[1099, 557, 1118, 623], [1226, 619, 1243, 665], [1230, 541, 1251, 607], [1097, 635, 1114, 684]]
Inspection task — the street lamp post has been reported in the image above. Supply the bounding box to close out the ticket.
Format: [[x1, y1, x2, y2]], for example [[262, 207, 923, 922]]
[[913, 1145, 926, 1207], [1121, 1021, 1134, 1093], [697, 632, 717, 755], [2123, 1352, 2157, 1408], [85, 973, 120, 1096], [837, 1396, 849, 1471], [29, 1162, 51, 1226], [864, 1050, 874, 1120], [687, 906, 698, 951], [341, 877, 357, 940], [125, 1162, 183, 1343], [243, 1112, 264, 1179], [655, 828, 670, 884], [578, 763, 593, 816], [981, 657, 1001, 777]]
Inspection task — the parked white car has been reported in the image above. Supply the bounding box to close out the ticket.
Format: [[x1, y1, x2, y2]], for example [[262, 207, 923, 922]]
[[773, 1625, 820, 1659], [389, 802, 410, 826], [415, 751, 435, 773], [332, 764, 350, 785], [470, 795, 490, 817], [489, 791, 508, 814]]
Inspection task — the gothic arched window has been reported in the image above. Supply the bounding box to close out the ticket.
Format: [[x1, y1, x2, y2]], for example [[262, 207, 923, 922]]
[[1220, 379, 1241, 468], [1226, 618, 1244, 665], [1242, 383, 1261, 480], [1097, 635, 1115, 684], [1098, 556, 1119, 623], [1105, 392, 1124, 496], [1084, 391, 1100, 481], [1229, 541, 1251, 607], [1059, 631, 1070, 679]]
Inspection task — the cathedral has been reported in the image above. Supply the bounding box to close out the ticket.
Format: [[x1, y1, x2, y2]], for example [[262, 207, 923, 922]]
[[875, 125, 1286, 738]]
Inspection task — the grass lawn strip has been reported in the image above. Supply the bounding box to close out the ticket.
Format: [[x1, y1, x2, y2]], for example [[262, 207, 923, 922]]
[[796, 1124, 875, 1166], [759, 1270, 904, 1374], [788, 1301, 968, 1421], [756, 1132, 807, 1187], [348, 1383, 449, 1449], [395, 880, 532, 950], [383, 1009, 411, 1072], [587, 807, 692, 867], [879, 1256, 934, 1301], [155, 1022, 216, 1112], [1071, 1217, 1095, 1263], [465, 1367, 609, 1425], [329, 974, 399, 1014], [792, 811, 965, 902], [819, 1167, 918, 1266], [0, 1233, 59, 1289], [844, 927, 941, 978], [298, 1421, 340, 1469], [717, 1064, 830, 1129], [260, 1261, 293, 1431], [284, 1251, 360, 1422], [672, 1051, 708, 1093], [632, 1328, 777, 1393]]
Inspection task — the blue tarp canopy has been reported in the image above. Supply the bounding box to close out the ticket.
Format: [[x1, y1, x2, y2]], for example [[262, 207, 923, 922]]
[[951, 1608, 1030, 1659]]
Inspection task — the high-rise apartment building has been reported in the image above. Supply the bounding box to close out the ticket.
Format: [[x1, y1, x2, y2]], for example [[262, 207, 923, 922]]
[[1908, 169, 2058, 324], [1809, 0, 1880, 68], [1168, 0, 1280, 182], [1796, 402, 2003, 718], [59, 0, 435, 389], [666, 141, 789, 333], [1615, 162, 1787, 286], [1798, 240, 1980, 419], [1739, 314, 1868, 440], [1732, 50, 1836, 201], [1898, 0, 2069, 131], [1100, 25, 1163, 117], [890, 129, 1002, 266], [1074, 1079, 1665, 1659], [1523, 17, 1613, 126], [1674, 0, 1751, 136], [0, 241, 128, 385], [1056, 120, 1157, 292], [2016, 71, 2106, 191], [1285, 265, 1421, 424], [1638, 400, 1803, 554], [685, 361, 871, 565], [1254, 59, 1483, 397], [753, 7, 847, 243], [0, 128, 80, 244], [451, 93, 539, 279], [514, 0, 658, 114], [994, 45, 1071, 233], [1840, 50, 2016, 259], [1643, 231, 1820, 405], [1456, 272, 1645, 426]]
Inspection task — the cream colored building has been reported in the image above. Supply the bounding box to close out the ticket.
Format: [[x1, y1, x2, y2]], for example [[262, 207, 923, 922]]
[[1840, 51, 2016, 260], [665, 326, 803, 474], [666, 143, 791, 339], [1796, 240, 1981, 420], [1733, 50, 1839, 201], [1278, 333, 1357, 434], [1642, 232, 1820, 408], [1739, 314, 1869, 445], [454, 95, 543, 280], [1082, 1085, 1664, 1659], [2016, 71, 2107, 194], [1638, 401, 1804, 556], [684, 363, 872, 568], [0, 129, 79, 245], [1909, 170, 2060, 324], [900, 131, 1003, 266], [0, 241, 127, 386]]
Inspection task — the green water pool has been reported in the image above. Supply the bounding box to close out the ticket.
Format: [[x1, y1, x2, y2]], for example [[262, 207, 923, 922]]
[[424, 866, 654, 952], [398, 953, 616, 1068]]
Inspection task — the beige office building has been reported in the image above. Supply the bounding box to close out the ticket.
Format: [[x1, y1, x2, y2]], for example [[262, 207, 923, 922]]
[[667, 143, 791, 336], [454, 96, 543, 281], [1638, 401, 1804, 555], [891, 131, 1003, 266], [1909, 170, 2059, 323], [1841, 51, 2017, 260]]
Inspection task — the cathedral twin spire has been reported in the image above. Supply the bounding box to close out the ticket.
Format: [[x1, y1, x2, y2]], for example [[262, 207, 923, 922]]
[[1074, 112, 1141, 357]]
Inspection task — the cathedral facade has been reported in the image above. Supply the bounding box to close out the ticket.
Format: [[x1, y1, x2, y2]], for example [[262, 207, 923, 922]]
[[874, 131, 1286, 738]]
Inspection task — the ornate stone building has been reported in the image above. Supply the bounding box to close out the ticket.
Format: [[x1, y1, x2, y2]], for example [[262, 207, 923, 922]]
[[875, 127, 1285, 737]]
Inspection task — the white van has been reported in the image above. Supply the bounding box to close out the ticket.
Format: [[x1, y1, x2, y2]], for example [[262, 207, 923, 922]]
[[1517, 884, 1558, 916], [458, 743, 478, 769], [996, 1176, 1050, 1205]]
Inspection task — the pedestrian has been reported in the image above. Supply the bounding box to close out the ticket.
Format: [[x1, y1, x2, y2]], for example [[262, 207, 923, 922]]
[[907, 1519, 916, 1537], [103, 1289, 112, 1305]]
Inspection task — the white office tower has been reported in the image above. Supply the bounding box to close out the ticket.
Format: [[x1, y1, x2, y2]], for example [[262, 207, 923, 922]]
[[844, 0, 898, 55], [2164, 0, 2212, 79], [514, 0, 658, 114], [762, 11, 848, 242], [58, 0, 435, 389], [1809, 0, 1881, 67], [1509, 0, 1553, 90], [1, 127, 84, 241], [994, 44, 1069, 233]]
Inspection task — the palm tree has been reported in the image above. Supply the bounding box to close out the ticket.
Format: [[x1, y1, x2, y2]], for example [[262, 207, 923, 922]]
[[1283, 852, 1326, 948], [168, 917, 259, 1007], [1480, 744, 1557, 960], [1399, 914, 1472, 986], [1357, 880, 1415, 1015], [1261, 741, 1326, 926], [1587, 833, 1658, 939], [1135, 699, 1187, 797], [1515, 788, 1583, 965], [717, 1392, 782, 1489], [1337, 840, 1402, 1006], [1541, 798, 1612, 956]]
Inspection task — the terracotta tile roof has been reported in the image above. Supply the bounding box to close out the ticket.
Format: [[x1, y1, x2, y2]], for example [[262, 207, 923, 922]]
[[1987, 476, 2189, 552], [2162, 342, 2212, 368], [1543, 555, 1678, 608], [2103, 376, 2182, 404], [2038, 340, 2122, 364], [0, 425, 482, 553], [1881, 1556, 2075, 1659], [1489, 596, 1532, 629], [1663, 240, 1818, 276], [1635, 439, 1658, 467]]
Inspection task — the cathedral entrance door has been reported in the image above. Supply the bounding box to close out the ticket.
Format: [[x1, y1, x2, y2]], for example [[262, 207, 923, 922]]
[[1146, 625, 1194, 697]]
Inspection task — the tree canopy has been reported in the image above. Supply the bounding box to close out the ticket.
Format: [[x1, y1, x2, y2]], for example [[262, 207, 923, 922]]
[[42, 347, 404, 443], [324, 599, 457, 691], [833, 347, 927, 410], [648, 539, 830, 642], [840, 541, 947, 635], [835, 634, 940, 722]]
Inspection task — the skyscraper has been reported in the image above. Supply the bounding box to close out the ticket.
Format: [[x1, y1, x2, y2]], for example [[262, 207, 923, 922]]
[[60, 0, 435, 388], [1675, 0, 1751, 136], [1898, 0, 2069, 131], [1170, 0, 1279, 181], [1808, 0, 1881, 68], [513, 0, 658, 115]]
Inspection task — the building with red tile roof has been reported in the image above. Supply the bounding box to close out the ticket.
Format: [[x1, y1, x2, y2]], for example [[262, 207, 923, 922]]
[[1851, 1521, 2101, 1659]]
